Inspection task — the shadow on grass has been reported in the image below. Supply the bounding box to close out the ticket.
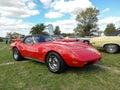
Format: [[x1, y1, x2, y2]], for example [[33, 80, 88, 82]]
[[65, 65, 104, 74], [24, 59, 105, 74]]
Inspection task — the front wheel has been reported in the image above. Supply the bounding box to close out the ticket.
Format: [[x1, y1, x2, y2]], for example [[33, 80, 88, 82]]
[[104, 44, 119, 54], [83, 40, 90, 44], [46, 52, 67, 73], [13, 48, 23, 61]]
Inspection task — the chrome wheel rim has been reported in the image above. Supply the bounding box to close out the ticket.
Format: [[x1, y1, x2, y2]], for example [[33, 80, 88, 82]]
[[14, 50, 18, 60], [107, 45, 116, 53], [48, 56, 60, 72]]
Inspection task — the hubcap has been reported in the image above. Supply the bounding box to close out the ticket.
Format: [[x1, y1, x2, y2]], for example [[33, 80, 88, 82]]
[[48, 56, 60, 72], [107, 45, 116, 53], [14, 50, 18, 59]]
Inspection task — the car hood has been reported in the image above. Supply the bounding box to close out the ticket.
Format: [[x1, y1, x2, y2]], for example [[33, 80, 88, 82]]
[[51, 41, 88, 49]]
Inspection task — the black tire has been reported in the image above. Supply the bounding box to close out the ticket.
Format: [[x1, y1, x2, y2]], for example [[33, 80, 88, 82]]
[[83, 40, 89, 44], [13, 48, 23, 61], [46, 52, 67, 73], [104, 44, 119, 54]]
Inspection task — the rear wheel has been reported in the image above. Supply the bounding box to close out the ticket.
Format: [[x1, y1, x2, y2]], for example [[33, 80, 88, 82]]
[[83, 40, 89, 44], [104, 44, 119, 54], [13, 48, 23, 61], [46, 52, 67, 73]]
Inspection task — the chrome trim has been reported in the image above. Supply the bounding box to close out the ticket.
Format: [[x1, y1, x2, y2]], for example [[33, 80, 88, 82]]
[[24, 57, 45, 63]]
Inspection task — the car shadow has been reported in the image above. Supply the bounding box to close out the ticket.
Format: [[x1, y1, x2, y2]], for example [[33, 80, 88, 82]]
[[65, 64, 104, 74], [24, 59, 105, 74], [22, 59, 107, 74]]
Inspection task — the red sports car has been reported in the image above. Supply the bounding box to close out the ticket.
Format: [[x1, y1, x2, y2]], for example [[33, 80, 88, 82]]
[[10, 34, 102, 73]]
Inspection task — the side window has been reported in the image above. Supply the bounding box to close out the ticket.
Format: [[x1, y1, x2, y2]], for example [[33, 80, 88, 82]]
[[34, 36, 39, 43], [39, 36, 46, 42], [35, 36, 46, 42], [24, 36, 34, 44]]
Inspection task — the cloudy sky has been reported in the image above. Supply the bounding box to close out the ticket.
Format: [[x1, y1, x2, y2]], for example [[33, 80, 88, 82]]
[[0, 0, 120, 37]]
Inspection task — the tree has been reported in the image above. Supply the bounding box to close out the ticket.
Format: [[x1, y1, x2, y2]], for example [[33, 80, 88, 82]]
[[61, 33, 74, 37], [6, 32, 24, 39], [104, 23, 116, 35], [74, 7, 99, 37], [0, 37, 3, 42], [30, 23, 46, 34], [6, 32, 13, 39], [54, 26, 61, 35]]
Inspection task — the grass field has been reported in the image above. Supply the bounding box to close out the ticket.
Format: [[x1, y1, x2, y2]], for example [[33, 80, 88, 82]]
[[0, 42, 120, 90]]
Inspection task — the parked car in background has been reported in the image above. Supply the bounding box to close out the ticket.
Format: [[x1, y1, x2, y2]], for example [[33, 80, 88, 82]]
[[52, 35, 90, 44], [11, 35, 25, 43], [90, 35, 120, 53], [52, 35, 64, 40], [10, 34, 101, 73], [76, 36, 90, 44], [66, 36, 90, 44], [11, 38, 22, 42]]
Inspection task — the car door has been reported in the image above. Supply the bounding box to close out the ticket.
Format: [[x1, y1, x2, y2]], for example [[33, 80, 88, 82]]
[[22, 36, 38, 59]]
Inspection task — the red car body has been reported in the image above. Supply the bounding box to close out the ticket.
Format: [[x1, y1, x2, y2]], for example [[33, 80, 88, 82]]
[[10, 34, 101, 73]]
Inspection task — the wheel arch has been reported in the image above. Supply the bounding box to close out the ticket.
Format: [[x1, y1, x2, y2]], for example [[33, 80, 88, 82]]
[[12, 46, 18, 51], [12, 46, 24, 57], [103, 43, 120, 48], [44, 50, 68, 65], [12, 46, 24, 61], [45, 50, 68, 73], [83, 40, 90, 44]]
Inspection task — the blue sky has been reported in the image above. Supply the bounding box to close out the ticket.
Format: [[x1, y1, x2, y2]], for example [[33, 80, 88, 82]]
[[0, 0, 120, 37]]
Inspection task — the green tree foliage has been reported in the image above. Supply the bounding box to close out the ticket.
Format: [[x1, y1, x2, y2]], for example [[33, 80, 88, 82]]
[[0, 37, 3, 42], [74, 7, 99, 37], [62, 33, 74, 37], [104, 23, 116, 35], [30, 23, 46, 34], [6, 32, 24, 39], [54, 26, 61, 35]]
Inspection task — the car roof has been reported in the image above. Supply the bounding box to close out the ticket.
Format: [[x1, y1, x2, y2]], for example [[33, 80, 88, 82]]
[[25, 34, 49, 37]]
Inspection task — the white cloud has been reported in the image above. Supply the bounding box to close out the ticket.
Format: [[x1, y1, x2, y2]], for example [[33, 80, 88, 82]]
[[28, 1, 36, 9], [101, 8, 110, 14], [46, 19, 77, 33], [45, 12, 63, 18], [0, 0, 39, 18], [98, 16, 120, 30], [99, 16, 120, 25], [51, 0, 92, 14], [0, 17, 32, 37], [44, 0, 92, 19], [40, 0, 52, 8]]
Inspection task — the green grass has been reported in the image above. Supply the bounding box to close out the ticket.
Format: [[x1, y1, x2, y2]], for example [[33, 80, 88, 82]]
[[98, 49, 120, 68], [0, 42, 120, 90], [0, 42, 13, 63]]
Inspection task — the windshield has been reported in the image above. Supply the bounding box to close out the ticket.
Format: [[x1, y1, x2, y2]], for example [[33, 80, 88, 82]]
[[35, 35, 54, 42]]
